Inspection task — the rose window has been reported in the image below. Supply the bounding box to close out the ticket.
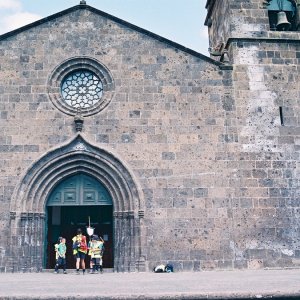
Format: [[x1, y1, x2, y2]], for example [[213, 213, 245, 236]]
[[61, 70, 103, 108]]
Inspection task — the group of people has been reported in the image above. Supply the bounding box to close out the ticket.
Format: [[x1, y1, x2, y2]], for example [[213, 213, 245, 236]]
[[54, 228, 105, 274]]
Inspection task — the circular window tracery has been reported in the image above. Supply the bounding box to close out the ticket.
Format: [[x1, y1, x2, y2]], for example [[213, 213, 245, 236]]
[[61, 70, 103, 109], [48, 57, 115, 116]]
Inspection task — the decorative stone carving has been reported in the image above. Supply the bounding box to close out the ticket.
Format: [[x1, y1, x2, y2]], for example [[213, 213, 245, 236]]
[[73, 142, 87, 151], [48, 57, 115, 117], [74, 109, 84, 132], [208, 41, 224, 56]]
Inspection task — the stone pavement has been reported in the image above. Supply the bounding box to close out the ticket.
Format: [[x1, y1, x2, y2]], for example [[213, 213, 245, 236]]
[[0, 269, 300, 299]]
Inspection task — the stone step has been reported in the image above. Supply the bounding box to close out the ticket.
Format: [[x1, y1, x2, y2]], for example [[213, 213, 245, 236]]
[[42, 268, 114, 273]]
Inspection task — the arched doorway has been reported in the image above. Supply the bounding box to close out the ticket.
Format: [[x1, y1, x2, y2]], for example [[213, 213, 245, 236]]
[[9, 135, 146, 272], [46, 174, 113, 269]]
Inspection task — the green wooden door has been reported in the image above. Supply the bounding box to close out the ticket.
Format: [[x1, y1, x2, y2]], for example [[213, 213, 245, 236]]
[[47, 174, 112, 206]]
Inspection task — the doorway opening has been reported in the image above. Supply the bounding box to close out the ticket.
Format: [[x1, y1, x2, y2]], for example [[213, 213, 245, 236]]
[[46, 205, 113, 269], [45, 173, 114, 269]]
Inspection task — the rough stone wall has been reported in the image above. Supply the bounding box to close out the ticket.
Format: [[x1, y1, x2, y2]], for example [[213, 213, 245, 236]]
[[207, 0, 270, 50], [229, 39, 300, 269], [0, 7, 232, 271], [207, 0, 231, 49], [205, 0, 300, 270], [227, 0, 270, 38]]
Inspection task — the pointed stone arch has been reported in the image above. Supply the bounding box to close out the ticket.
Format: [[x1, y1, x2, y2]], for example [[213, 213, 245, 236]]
[[9, 134, 145, 272]]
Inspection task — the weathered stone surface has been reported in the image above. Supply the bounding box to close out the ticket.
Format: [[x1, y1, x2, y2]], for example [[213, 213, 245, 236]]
[[205, 0, 300, 270], [0, 2, 299, 272]]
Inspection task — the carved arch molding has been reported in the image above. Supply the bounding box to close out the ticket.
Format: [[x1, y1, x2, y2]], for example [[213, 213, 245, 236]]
[[8, 135, 145, 272]]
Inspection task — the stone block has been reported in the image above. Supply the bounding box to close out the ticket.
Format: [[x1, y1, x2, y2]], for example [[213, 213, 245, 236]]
[[162, 152, 175, 160], [194, 188, 208, 198]]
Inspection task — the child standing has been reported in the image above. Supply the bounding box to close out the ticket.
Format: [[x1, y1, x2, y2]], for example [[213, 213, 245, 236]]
[[89, 235, 104, 274], [54, 237, 67, 274]]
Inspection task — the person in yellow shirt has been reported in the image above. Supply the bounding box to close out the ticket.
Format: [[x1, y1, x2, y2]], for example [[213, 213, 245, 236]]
[[72, 228, 87, 275], [89, 235, 104, 274]]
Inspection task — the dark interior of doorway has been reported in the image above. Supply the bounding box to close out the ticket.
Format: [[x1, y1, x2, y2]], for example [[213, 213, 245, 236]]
[[46, 205, 113, 269]]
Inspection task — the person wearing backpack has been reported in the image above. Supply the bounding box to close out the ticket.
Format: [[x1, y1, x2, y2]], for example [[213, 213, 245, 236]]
[[72, 228, 87, 275], [89, 235, 104, 274]]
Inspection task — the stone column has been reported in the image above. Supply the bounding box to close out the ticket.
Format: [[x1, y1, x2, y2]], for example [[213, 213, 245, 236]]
[[113, 211, 123, 272], [296, 0, 300, 30], [135, 210, 146, 272], [113, 210, 138, 272], [6, 212, 18, 272], [8, 212, 45, 272], [125, 211, 135, 272]]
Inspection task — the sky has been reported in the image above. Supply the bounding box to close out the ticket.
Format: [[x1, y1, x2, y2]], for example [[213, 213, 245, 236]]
[[0, 0, 209, 55]]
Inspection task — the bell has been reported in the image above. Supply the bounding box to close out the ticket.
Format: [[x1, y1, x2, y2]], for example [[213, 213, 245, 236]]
[[276, 11, 291, 31]]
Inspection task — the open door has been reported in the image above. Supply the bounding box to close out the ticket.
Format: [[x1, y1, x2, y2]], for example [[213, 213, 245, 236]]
[[46, 174, 113, 269], [46, 205, 113, 269]]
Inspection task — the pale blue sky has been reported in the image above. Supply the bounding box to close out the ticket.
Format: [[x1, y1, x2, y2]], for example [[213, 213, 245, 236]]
[[0, 0, 209, 55]]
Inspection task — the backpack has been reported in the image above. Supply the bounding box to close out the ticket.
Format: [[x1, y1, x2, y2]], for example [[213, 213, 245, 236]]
[[79, 236, 87, 251], [153, 264, 173, 273], [165, 264, 173, 273], [153, 264, 165, 273]]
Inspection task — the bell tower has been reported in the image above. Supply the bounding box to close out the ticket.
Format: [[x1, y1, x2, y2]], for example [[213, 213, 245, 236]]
[[204, 0, 300, 151], [205, 0, 299, 59], [204, 0, 300, 271]]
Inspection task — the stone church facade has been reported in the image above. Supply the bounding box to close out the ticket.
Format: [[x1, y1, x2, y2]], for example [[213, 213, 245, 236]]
[[0, 0, 299, 272]]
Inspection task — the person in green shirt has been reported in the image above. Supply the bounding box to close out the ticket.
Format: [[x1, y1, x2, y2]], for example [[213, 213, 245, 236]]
[[54, 237, 67, 274]]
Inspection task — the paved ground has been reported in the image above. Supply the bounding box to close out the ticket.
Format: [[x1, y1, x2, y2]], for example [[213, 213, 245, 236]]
[[0, 269, 300, 299]]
